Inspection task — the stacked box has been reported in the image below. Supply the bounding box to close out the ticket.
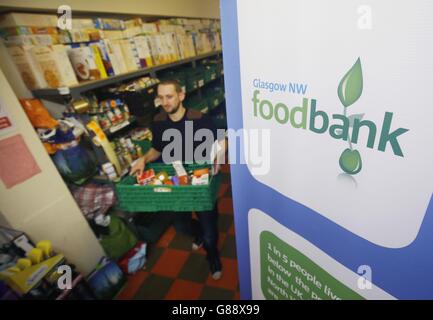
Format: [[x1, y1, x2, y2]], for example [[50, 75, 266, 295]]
[[95, 41, 115, 76], [0, 13, 57, 28], [102, 39, 128, 75], [133, 36, 154, 68], [119, 39, 140, 72], [67, 46, 103, 81], [31, 45, 78, 88], [7, 45, 48, 90]]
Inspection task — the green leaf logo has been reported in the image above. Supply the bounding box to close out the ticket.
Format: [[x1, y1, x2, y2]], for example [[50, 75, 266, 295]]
[[338, 58, 363, 108]]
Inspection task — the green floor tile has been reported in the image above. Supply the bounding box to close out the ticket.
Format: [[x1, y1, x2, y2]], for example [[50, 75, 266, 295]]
[[133, 274, 173, 300]]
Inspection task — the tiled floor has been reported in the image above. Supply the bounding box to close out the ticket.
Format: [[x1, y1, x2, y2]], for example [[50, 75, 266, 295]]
[[117, 164, 239, 300]]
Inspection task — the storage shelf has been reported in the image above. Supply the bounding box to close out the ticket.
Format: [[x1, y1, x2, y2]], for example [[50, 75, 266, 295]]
[[31, 50, 222, 100]]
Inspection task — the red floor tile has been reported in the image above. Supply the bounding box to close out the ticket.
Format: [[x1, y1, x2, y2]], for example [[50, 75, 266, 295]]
[[218, 183, 229, 198], [221, 164, 230, 174], [116, 270, 149, 300], [228, 223, 235, 235], [164, 279, 204, 300], [218, 197, 233, 215], [206, 258, 239, 291], [151, 248, 190, 278], [156, 226, 176, 248]]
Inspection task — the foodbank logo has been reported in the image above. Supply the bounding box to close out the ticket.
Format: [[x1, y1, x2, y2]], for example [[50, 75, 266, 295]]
[[337, 58, 364, 175], [252, 58, 410, 175]]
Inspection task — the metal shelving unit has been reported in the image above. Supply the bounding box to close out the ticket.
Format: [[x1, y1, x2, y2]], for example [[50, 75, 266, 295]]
[[31, 51, 222, 102]]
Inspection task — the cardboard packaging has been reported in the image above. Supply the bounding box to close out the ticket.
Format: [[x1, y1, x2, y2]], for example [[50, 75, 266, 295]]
[[67, 46, 102, 81], [0, 13, 57, 28], [7, 45, 48, 90], [133, 35, 154, 68], [31, 45, 78, 88]]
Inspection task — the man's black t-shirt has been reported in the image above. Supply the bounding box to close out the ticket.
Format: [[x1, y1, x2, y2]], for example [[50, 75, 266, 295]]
[[151, 108, 218, 163]]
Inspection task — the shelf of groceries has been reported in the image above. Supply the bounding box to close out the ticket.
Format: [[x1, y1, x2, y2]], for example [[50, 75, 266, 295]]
[[31, 50, 222, 99], [0, 12, 223, 99]]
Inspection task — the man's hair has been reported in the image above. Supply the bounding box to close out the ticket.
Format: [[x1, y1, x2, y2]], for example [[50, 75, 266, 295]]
[[158, 79, 183, 93]]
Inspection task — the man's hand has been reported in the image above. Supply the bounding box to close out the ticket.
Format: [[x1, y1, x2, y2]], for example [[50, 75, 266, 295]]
[[130, 157, 146, 176]]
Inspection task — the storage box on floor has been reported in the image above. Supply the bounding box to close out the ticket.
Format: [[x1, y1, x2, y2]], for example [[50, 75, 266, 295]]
[[0, 227, 96, 300]]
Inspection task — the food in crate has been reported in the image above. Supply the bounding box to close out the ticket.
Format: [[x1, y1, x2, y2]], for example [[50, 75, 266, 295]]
[[136, 169, 155, 185], [134, 163, 210, 186]]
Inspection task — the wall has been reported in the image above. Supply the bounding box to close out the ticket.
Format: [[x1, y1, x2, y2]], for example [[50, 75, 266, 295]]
[[0, 67, 105, 275], [0, 0, 220, 19]]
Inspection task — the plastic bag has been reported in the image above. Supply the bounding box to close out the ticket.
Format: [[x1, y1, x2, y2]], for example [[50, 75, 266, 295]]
[[19, 99, 58, 129], [118, 241, 147, 274]]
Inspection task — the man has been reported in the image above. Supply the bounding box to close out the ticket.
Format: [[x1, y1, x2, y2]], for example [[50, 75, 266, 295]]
[[130, 79, 224, 280]]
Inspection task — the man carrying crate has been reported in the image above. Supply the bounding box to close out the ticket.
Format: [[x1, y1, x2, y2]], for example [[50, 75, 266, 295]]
[[130, 79, 226, 280]]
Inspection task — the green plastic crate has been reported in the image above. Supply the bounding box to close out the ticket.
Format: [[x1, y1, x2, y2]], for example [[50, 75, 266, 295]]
[[185, 70, 204, 92], [115, 163, 221, 212], [184, 96, 209, 113], [204, 86, 225, 109], [204, 65, 218, 83]]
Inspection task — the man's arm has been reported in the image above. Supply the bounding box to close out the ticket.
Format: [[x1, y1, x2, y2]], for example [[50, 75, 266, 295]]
[[129, 147, 161, 176]]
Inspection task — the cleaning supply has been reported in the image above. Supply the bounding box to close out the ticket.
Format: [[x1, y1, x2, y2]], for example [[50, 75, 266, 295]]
[[26, 248, 43, 265], [16, 258, 32, 270], [36, 240, 53, 259]]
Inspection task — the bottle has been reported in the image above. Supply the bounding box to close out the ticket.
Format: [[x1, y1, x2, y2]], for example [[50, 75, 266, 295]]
[[136, 145, 143, 157], [122, 104, 131, 121], [111, 99, 124, 123], [106, 109, 117, 126], [58, 87, 74, 113], [122, 149, 133, 166]]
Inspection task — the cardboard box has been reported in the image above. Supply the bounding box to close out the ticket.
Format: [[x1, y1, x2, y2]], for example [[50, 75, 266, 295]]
[[0, 26, 32, 37], [71, 18, 95, 29], [7, 45, 48, 90], [133, 36, 154, 68], [3, 34, 58, 46], [122, 26, 143, 39], [67, 46, 102, 81], [101, 30, 124, 40], [0, 13, 57, 28], [103, 39, 128, 75], [89, 44, 108, 79], [93, 18, 125, 30], [95, 41, 115, 76], [141, 23, 158, 35], [119, 39, 140, 72], [31, 45, 78, 88], [124, 18, 143, 29]]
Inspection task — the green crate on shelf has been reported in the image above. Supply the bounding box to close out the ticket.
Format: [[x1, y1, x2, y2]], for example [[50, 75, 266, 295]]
[[203, 65, 218, 83], [184, 70, 204, 92], [184, 96, 209, 113], [115, 163, 221, 212], [204, 86, 225, 109]]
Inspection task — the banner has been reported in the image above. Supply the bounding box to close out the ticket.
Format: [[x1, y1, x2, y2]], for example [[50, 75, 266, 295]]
[[221, 0, 433, 299]]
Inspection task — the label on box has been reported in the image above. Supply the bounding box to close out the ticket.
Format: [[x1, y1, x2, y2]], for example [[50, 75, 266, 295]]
[[154, 187, 172, 193]]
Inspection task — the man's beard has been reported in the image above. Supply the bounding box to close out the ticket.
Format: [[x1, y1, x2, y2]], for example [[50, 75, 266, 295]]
[[168, 103, 180, 115]]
